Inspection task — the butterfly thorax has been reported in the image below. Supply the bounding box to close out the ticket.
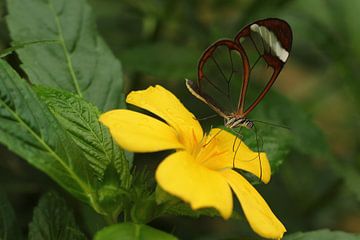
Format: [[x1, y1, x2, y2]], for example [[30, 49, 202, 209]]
[[225, 116, 254, 129]]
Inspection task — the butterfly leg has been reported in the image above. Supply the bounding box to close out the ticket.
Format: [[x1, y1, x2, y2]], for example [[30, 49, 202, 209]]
[[253, 125, 265, 182], [203, 127, 223, 147], [231, 127, 244, 168]]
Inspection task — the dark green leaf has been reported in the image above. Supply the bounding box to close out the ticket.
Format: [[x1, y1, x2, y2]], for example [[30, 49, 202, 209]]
[[244, 89, 330, 170], [0, 192, 22, 240], [240, 125, 291, 173], [331, 161, 360, 203], [6, 0, 123, 111], [283, 229, 360, 240], [29, 192, 86, 240], [94, 223, 178, 240], [0, 40, 58, 58], [0, 59, 100, 211], [155, 186, 231, 219]]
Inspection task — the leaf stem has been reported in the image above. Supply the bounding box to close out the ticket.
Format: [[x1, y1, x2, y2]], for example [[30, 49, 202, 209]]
[[47, 0, 83, 97]]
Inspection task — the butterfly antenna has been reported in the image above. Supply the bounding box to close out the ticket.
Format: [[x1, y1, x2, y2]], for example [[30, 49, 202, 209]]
[[252, 119, 291, 130], [194, 114, 218, 121]]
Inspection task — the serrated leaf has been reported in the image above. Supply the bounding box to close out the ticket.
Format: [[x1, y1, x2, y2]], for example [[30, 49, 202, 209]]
[[35, 86, 131, 186], [94, 223, 178, 240], [6, 0, 123, 111], [29, 192, 86, 240], [283, 229, 360, 240], [0, 192, 22, 240], [0, 59, 101, 212], [34, 86, 132, 217]]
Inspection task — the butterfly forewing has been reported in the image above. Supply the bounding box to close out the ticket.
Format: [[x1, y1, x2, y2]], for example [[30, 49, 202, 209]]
[[236, 29, 276, 114], [234, 18, 292, 116]]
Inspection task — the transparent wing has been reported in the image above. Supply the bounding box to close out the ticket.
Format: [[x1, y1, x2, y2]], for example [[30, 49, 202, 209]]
[[186, 18, 292, 119], [234, 18, 293, 116], [187, 39, 248, 118]]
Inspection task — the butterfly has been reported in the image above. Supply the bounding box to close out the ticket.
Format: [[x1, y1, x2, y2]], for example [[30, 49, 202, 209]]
[[186, 18, 292, 129]]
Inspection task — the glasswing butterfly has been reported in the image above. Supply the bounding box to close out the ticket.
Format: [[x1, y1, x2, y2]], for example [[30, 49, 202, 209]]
[[186, 18, 292, 130]]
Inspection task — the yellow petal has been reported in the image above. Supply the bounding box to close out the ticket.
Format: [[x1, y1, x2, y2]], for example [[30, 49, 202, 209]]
[[221, 169, 286, 239], [203, 128, 271, 183], [100, 109, 183, 152], [126, 85, 203, 150], [156, 151, 233, 219]]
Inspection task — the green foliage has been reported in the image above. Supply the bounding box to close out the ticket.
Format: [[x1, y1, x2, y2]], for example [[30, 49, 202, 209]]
[[0, 0, 359, 238], [284, 229, 360, 240], [121, 43, 200, 79], [35, 86, 132, 217], [0, 59, 98, 207], [155, 186, 222, 219], [29, 192, 86, 240], [94, 223, 178, 240], [0, 40, 58, 58], [0, 192, 21, 240], [6, 0, 123, 111], [35, 86, 131, 186]]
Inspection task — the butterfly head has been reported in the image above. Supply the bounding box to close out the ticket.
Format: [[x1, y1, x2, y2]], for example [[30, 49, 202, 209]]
[[225, 117, 254, 129]]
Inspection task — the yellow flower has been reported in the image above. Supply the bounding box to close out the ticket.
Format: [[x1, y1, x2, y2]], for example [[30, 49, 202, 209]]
[[100, 85, 286, 239]]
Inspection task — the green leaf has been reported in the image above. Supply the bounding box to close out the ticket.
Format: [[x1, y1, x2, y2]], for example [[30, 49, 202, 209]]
[[35, 86, 131, 186], [244, 89, 330, 170], [240, 125, 291, 173], [94, 223, 178, 240], [29, 192, 86, 240], [6, 0, 123, 111], [0, 40, 58, 58], [0, 192, 22, 240], [155, 186, 221, 219], [283, 229, 360, 240], [331, 160, 360, 203], [0, 59, 100, 211], [35, 86, 132, 217]]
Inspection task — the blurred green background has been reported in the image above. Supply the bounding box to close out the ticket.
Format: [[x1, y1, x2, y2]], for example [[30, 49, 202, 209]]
[[0, 0, 359, 239]]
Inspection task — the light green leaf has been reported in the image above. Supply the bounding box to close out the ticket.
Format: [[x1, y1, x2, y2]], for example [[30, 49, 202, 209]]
[[6, 0, 123, 111], [283, 229, 360, 240], [29, 192, 86, 240], [35, 86, 131, 186], [35, 86, 132, 217], [0, 192, 22, 240], [0, 59, 101, 212], [94, 223, 178, 240]]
